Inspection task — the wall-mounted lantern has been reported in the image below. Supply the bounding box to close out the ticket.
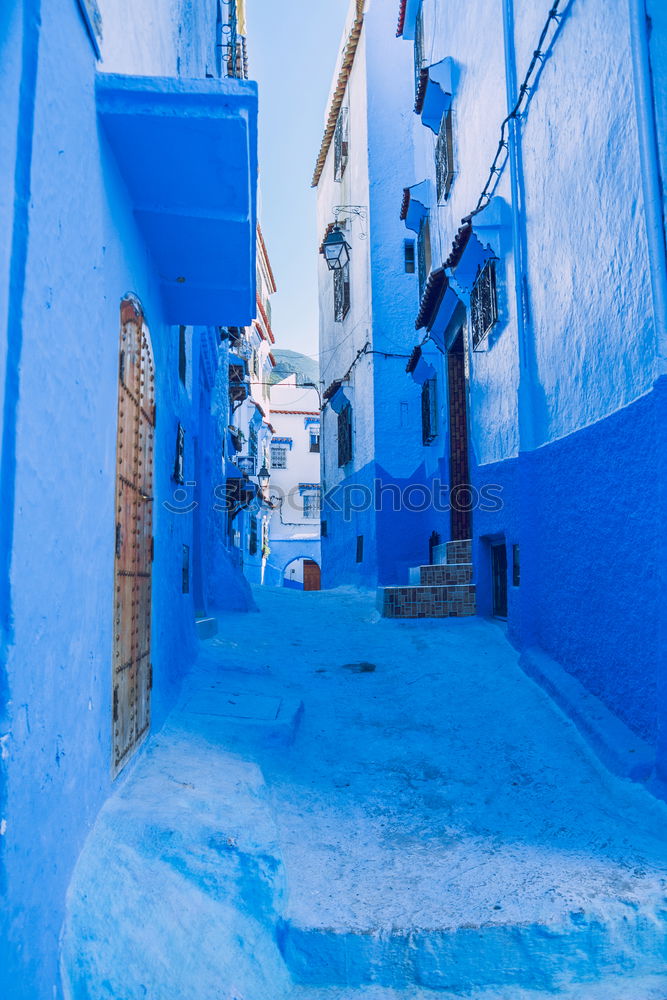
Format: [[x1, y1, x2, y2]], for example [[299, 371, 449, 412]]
[[321, 224, 351, 271], [257, 463, 270, 490]]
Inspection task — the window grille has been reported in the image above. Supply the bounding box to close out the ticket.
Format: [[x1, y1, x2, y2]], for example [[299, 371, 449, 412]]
[[421, 377, 438, 445], [217, 0, 247, 80], [471, 259, 498, 349], [173, 423, 185, 483], [303, 493, 321, 519], [334, 261, 350, 322], [417, 217, 431, 299], [337, 403, 353, 467], [414, 3, 424, 97], [334, 107, 349, 182], [404, 240, 416, 274], [356, 534, 364, 563], [249, 516, 258, 555], [271, 444, 287, 469], [309, 429, 320, 453], [249, 423, 258, 457], [435, 110, 454, 202]]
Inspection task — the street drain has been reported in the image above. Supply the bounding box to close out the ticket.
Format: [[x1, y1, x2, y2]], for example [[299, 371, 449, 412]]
[[341, 661, 376, 673]]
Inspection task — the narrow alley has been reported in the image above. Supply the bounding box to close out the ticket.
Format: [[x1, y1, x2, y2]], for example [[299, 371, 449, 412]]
[[4, 0, 667, 994], [62, 588, 667, 999]]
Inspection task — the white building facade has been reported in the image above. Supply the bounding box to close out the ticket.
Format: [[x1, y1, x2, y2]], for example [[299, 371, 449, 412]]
[[265, 377, 321, 589], [316, 0, 442, 591], [226, 225, 278, 585]]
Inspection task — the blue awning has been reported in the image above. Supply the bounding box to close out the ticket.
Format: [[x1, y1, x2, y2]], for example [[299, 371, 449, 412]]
[[399, 0, 423, 40], [272, 436, 293, 447], [449, 230, 495, 292], [400, 180, 431, 234], [328, 385, 352, 414], [406, 344, 437, 386], [415, 58, 457, 133], [223, 459, 242, 478], [428, 282, 463, 350], [96, 73, 257, 326]]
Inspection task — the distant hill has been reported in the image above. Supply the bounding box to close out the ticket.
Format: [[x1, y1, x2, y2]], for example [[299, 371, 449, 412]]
[[270, 349, 319, 387]]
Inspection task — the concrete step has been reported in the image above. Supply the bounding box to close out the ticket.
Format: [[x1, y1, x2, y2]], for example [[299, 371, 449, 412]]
[[379, 583, 475, 618], [181, 673, 304, 747], [288, 975, 667, 999], [280, 918, 667, 993], [408, 563, 473, 586]]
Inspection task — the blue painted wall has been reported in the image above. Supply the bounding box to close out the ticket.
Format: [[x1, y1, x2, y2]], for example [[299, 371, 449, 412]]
[[0, 1, 256, 995]]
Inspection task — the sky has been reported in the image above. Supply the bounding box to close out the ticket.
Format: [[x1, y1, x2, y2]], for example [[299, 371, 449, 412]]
[[247, 0, 350, 360]]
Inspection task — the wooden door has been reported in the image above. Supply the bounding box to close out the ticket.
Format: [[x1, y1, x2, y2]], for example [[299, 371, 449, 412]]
[[303, 560, 321, 591], [112, 297, 155, 777], [447, 330, 472, 540]]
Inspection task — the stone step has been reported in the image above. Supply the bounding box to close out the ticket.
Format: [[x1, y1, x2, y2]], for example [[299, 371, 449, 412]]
[[445, 538, 472, 564], [280, 918, 667, 993], [379, 583, 475, 618], [195, 615, 218, 639], [408, 563, 473, 586]]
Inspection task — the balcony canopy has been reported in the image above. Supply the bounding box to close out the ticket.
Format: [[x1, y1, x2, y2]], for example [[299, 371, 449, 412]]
[[415, 58, 457, 133], [400, 180, 431, 234], [96, 73, 257, 326], [396, 0, 422, 40]]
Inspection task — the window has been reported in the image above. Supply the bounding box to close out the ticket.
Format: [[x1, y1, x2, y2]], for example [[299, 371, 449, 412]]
[[334, 261, 350, 322], [404, 240, 416, 274], [471, 259, 498, 349], [356, 535, 364, 563], [334, 107, 349, 182], [309, 428, 320, 453], [182, 544, 190, 593], [271, 444, 287, 469], [249, 516, 258, 555], [421, 377, 438, 444], [417, 216, 431, 298], [414, 3, 424, 97], [178, 325, 187, 384], [321, 519, 328, 538], [303, 493, 321, 519], [173, 423, 185, 484], [512, 543, 521, 587], [337, 403, 353, 467], [435, 110, 454, 202]]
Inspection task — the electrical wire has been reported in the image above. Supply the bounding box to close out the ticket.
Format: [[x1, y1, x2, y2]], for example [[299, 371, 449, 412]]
[[462, 1, 565, 225]]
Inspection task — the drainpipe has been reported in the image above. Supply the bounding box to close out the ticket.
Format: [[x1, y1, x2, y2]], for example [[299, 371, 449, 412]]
[[502, 0, 535, 454], [628, 0, 667, 368], [502, 0, 539, 649]]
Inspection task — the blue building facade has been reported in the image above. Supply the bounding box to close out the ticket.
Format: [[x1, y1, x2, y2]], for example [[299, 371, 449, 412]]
[[316, 0, 667, 785], [388, 0, 667, 780], [0, 1, 258, 995]]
